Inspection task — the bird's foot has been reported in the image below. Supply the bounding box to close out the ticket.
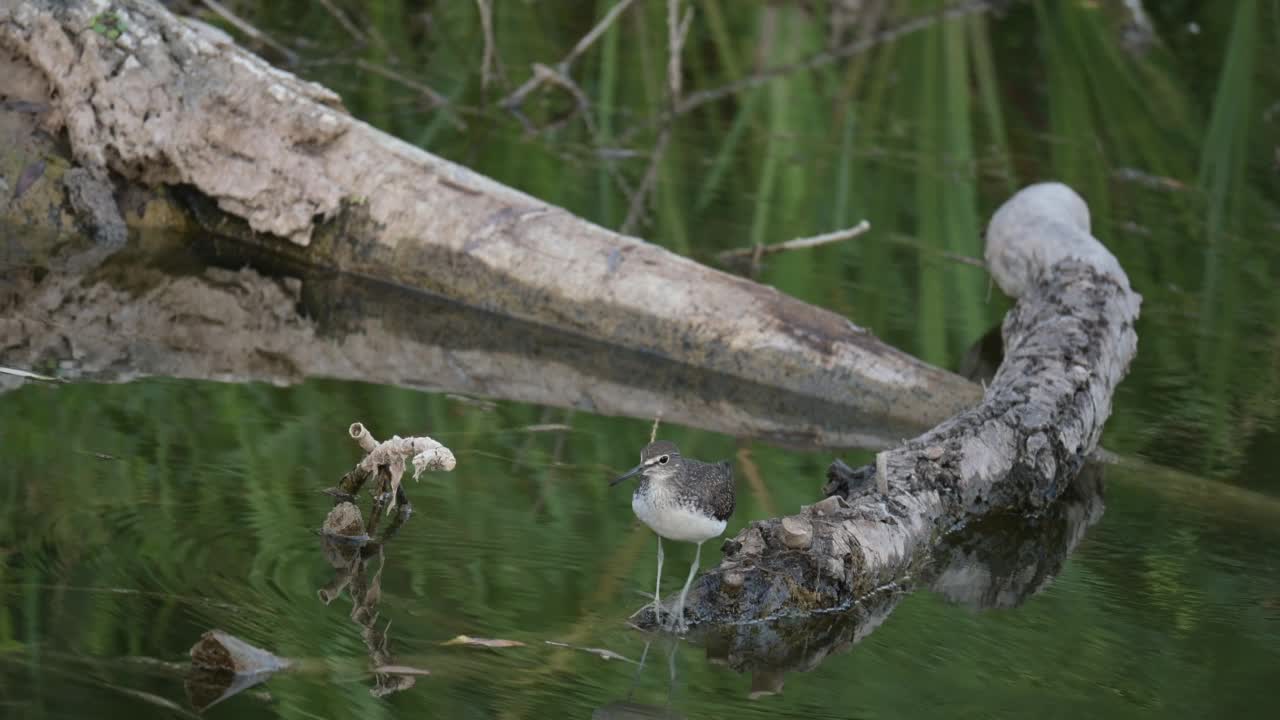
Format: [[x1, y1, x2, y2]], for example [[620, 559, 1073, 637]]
[[664, 609, 688, 635], [631, 602, 665, 624]]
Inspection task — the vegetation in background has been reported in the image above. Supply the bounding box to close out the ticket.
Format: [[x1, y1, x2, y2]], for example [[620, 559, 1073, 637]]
[[218, 0, 1280, 482]]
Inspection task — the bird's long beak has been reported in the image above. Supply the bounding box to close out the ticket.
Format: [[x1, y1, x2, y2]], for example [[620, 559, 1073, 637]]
[[609, 463, 644, 487]]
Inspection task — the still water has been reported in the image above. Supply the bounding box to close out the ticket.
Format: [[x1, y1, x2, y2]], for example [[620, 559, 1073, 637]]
[[4, 0, 1280, 718], [2, 376, 1279, 718]]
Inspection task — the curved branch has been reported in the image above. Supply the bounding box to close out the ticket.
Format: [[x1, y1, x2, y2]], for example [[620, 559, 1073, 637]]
[[649, 183, 1142, 628]]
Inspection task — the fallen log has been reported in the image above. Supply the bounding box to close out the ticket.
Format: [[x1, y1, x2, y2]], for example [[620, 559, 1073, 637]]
[[0, 0, 979, 436], [649, 183, 1141, 627], [0, 222, 939, 449]]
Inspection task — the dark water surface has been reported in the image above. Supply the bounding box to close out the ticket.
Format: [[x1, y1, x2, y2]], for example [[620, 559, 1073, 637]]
[[4, 1, 1280, 718]]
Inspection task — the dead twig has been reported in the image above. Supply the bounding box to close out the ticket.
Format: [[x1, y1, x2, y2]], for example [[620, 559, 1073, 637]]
[[0, 365, 64, 383], [620, 0, 992, 145], [619, 0, 692, 234], [347, 422, 457, 513], [886, 233, 987, 269], [678, 0, 988, 114], [199, 0, 298, 65], [353, 59, 465, 129], [315, 0, 370, 47], [717, 219, 872, 264], [501, 0, 639, 112], [620, 128, 671, 234]]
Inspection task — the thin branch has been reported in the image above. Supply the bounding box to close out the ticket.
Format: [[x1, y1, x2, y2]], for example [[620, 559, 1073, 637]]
[[353, 59, 465, 130], [315, 0, 370, 47], [526, 63, 635, 199], [618, 0, 993, 147], [200, 0, 298, 65], [0, 365, 64, 383], [620, 0, 692, 235], [886, 233, 987, 269], [678, 0, 990, 115], [501, 0, 639, 111], [620, 129, 670, 234], [717, 220, 872, 263]]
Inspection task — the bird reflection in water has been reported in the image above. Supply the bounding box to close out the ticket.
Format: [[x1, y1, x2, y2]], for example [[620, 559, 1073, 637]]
[[593, 638, 686, 720]]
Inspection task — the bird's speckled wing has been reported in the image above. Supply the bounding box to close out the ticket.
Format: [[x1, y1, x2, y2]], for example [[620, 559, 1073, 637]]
[[707, 460, 735, 521]]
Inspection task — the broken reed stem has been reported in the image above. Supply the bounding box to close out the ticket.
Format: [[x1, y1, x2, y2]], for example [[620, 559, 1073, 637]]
[[349, 422, 380, 453], [717, 219, 872, 263], [649, 415, 662, 443]]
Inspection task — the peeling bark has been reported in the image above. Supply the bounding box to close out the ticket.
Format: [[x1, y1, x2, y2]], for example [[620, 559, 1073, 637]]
[[0, 0, 979, 435], [655, 184, 1141, 627]]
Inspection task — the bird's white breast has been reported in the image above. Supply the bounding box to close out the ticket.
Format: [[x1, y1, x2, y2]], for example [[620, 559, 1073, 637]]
[[632, 488, 726, 543]]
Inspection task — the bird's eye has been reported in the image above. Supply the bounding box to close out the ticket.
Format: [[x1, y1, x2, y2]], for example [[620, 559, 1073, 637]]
[[658, 455, 669, 464]]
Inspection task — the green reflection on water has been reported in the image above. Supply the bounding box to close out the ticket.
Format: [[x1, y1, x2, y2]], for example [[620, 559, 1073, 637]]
[[2, 380, 1279, 718]]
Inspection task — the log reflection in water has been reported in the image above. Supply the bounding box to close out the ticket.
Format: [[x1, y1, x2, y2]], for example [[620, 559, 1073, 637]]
[[0, 229, 935, 451], [701, 463, 1105, 694]]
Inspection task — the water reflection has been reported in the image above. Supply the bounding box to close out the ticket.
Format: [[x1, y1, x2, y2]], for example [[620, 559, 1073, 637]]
[[594, 639, 685, 720], [0, 228, 932, 450], [702, 463, 1105, 695], [317, 483, 417, 697], [178, 629, 295, 713]]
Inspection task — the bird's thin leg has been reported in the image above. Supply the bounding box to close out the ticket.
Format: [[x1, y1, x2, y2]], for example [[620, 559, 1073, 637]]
[[626, 640, 652, 702], [672, 541, 703, 632], [653, 536, 665, 622]]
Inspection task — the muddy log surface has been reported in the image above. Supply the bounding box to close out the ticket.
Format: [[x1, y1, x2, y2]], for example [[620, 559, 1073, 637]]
[[652, 183, 1142, 628], [0, 0, 980, 434]]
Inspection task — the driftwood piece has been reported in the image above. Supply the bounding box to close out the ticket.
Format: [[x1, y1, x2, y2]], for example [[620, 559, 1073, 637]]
[[649, 183, 1141, 627], [705, 463, 1106, 695], [335, 422, 455, 513], [185, 629, 291, 711], [0, 0, 979, 433]]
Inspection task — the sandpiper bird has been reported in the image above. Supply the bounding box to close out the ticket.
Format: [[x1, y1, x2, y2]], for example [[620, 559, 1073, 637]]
[[611, 440, 735, 631]]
